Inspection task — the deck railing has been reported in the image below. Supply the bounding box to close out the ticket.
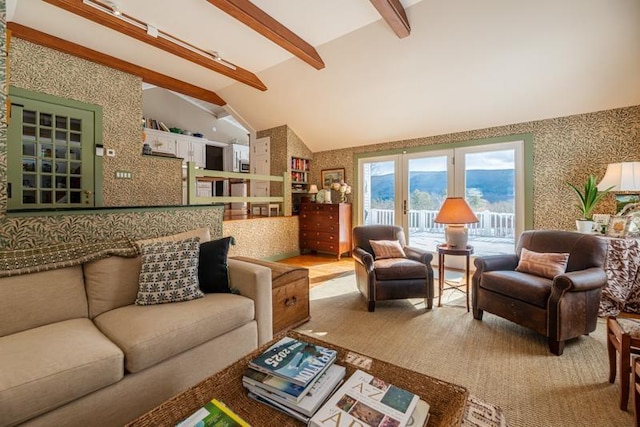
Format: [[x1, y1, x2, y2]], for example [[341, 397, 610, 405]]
[[366, 208, 515, 238]]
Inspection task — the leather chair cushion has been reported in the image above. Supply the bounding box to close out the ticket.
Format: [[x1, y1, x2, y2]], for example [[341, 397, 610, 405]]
[[374, 258, 427, 281], [480, 270, 552, 308]]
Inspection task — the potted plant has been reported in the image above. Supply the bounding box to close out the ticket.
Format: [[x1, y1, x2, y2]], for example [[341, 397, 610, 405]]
[[566, 175, 613, 233]]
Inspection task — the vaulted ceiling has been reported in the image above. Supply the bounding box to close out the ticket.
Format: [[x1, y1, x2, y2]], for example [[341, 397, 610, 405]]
[[8, 0, 640, 152]]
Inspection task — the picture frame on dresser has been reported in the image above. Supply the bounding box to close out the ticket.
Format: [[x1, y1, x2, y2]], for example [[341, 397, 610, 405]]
[[321, 168, 345, 189], [607, 216, 630, 238]]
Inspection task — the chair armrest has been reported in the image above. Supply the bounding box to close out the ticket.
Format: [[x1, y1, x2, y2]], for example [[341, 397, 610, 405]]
[[474, 254, 519, 273], [227, 258, 273, 346], [353, 247, 374, 271], [553, 267, 608, 292], [404, 246, 434, 265]]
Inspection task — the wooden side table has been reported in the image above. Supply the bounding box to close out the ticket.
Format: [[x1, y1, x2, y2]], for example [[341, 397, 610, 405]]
[[437, 244, 474, 312]]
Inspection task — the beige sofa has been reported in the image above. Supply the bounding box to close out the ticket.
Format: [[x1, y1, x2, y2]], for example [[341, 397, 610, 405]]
[[0, 229, 273, 426]]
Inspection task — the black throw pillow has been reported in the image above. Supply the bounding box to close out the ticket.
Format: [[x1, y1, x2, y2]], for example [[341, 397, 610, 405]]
[[198, 237, 233, 293]]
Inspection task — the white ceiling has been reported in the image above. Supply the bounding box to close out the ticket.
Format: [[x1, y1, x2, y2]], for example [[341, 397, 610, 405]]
[[9, 0, 640, 152]]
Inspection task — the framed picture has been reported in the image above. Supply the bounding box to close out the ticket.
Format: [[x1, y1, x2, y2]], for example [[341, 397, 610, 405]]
[[321, 168, 345, 189], [615, 194, 640, 215], [607, 216, 629, 238], [592, 214, 611, 234]]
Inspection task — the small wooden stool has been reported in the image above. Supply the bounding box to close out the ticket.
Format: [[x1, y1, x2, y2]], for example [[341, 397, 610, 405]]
[[607, 315, 640, 410]]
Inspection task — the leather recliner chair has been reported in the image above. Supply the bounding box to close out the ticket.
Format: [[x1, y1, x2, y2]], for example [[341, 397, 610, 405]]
[[352, 225, 434, 312], [472, 229, 608, 355]]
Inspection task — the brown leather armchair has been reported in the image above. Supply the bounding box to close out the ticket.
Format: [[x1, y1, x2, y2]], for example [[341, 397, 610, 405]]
[[352, 225, 434, 312], [472, 230, 607, 355]]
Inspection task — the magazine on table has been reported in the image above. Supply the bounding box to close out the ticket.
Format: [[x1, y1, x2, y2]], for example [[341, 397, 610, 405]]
[[249, 336, 337, 387], [308, 369, 420, 427], [175, 398, 249, 427], [247, 391, 311, 424], [407, 399, 430, 427], [242, 366, 315, 403], [245, 364, 347, 417]]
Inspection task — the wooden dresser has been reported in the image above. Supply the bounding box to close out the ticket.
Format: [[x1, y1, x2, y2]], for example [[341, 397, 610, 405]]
[[299, 203, 352, 260]]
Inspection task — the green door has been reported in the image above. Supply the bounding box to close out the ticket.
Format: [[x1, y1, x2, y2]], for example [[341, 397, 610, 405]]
[[8, 97, 95, 209]]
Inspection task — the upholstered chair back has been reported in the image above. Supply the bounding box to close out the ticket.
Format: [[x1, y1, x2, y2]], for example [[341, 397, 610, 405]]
[[516, 230, 607, 272], [353, 225, 407, 255]]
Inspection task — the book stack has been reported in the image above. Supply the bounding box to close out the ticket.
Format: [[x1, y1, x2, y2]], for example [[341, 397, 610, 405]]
[[242, 337, 346, 423], [308, 369, 430, 427]]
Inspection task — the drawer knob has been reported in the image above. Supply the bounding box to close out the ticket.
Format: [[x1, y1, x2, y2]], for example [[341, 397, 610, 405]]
[[285, 296, 298, 307]]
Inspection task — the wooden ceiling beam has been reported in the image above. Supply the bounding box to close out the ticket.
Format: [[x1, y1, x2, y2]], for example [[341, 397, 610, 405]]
[[369, 0, 411, 38], [206, 0, 325, 70], [42, 0, 267, 91], [7, 22, 227, 106]]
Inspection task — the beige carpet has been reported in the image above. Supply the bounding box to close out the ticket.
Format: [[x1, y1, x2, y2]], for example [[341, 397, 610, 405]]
[[295, 275, 634, 427]]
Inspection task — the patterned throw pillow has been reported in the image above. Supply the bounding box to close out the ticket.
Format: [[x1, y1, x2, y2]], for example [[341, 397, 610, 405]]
[[135, 237, 204, 305], [369, 240, 406, 260], [515, 247, 570, 279]]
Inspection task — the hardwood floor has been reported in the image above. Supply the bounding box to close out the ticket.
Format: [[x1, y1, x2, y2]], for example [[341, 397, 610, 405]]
[[278, 254, 355, 287]]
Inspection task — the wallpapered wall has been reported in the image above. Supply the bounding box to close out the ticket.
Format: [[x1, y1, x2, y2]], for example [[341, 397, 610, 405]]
[[10, 38, 182, 207], [0, 13, 224, 250], [257, 125, 313, 197], [311, 105, 640, 231]]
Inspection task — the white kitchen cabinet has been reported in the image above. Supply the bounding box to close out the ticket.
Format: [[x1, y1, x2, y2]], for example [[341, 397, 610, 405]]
[[144, 128, 177, 156], [251, 136, 270, 197], [176, 137, 206, 168]]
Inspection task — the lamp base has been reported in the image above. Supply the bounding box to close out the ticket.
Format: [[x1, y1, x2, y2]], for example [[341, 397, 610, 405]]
[[445, 225, 469, 248]]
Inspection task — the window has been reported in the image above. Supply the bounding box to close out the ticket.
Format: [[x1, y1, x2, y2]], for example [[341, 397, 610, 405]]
[[7, 88, 102, 210]]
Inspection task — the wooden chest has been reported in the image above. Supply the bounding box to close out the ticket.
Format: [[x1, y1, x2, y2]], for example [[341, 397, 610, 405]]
[[299, 203, 352, 260], [231, 257, 310, 335]]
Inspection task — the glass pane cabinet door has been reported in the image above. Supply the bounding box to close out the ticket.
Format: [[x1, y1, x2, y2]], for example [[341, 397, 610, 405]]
[[8, 97, 95, 209]]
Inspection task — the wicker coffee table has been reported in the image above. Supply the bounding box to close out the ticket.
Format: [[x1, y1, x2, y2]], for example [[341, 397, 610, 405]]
[[127, 331, 469, 427]]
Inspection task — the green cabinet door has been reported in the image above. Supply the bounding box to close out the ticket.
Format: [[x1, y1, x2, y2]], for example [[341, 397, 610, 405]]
[[8, 96, 96, 209]]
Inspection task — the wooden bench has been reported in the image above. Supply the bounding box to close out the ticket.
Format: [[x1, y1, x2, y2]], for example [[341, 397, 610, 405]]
[[232, 257, 310, 335]]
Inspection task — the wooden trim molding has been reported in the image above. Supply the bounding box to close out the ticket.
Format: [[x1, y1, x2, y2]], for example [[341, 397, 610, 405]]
[[369, 0, 411, 38], [206, 0, 325, 70], [42, 0, 267, 91], [7, 22, 228, 106]]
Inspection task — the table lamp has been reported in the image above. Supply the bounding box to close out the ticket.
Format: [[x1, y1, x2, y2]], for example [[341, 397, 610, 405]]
[[308, 184, 319, 203], [434, 197, 479, 248], [597, 162, 640, 191]]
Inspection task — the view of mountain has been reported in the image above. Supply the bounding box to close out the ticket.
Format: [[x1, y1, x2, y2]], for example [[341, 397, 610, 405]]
[[371, 169, 514, 203]]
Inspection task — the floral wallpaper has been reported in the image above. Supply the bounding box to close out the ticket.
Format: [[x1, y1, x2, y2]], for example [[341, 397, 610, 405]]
[[0, 12, 224, 250], [311, 106, 640, 231], [9, 38, 182, 207]]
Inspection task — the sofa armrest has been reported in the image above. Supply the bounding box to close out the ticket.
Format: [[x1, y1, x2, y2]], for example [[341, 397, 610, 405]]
[[228, 259, 273, 346], [474, 254, 519, 273], [404, 246, 433, 265], [553, 267, 608, 293]]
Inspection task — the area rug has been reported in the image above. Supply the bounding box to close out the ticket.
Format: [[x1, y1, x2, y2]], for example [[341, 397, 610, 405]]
[[298, 275, 633, 427]]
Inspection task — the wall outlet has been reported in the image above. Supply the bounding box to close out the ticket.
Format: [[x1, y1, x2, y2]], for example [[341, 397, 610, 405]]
[[115, 171, 132, 179], [106, 149, 116, 157]]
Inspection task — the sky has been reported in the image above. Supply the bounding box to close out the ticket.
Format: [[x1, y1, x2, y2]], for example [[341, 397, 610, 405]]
[[368, 149, 515, 175]]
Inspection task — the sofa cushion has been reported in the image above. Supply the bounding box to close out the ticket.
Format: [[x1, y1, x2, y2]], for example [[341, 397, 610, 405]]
[[198, 237, 233, 293], [94, 293, 255, 373], [0, 266, 87, 337], [84, 256, 142, 318], [135, 238, 204, 305], [480, 270, 553, 308], [0, 318, 124, 426], [374, 258, 427, 280]]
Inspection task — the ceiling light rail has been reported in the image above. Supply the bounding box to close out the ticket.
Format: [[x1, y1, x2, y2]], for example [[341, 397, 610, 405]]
[[81, 0, 237, 70]]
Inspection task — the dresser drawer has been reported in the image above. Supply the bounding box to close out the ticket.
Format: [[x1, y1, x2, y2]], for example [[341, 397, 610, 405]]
[[301, 239, 340, 254], [272, 277, 310, 334], [300, 230, 339, 242], [300, 218, 341, 232]]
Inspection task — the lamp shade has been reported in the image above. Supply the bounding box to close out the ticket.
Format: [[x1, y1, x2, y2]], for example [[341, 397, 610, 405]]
[[308, 184, 319, 194], [597, 162, 640, 191], [434, 197, 479, 224]]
